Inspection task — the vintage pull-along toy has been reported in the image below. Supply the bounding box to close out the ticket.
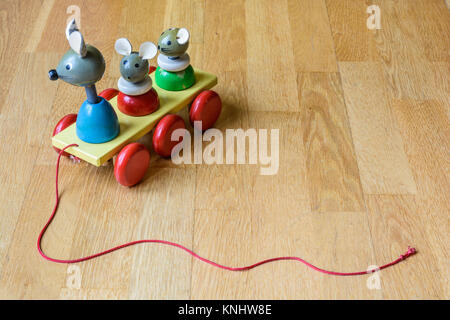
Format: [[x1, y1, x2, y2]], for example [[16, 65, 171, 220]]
[[41, 19, 416, 275], [50, 20, 222, 187]]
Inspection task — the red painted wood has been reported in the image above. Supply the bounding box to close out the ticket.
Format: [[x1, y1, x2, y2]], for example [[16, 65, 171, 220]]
[[98, 88, 119, 101], [189, 90, 222, 130], [52, 114, 77, 156], [152, 114, 186, 158], [114, 143, 150, 187], [149, 65, 157, 74], [117, 88, 159, 116]]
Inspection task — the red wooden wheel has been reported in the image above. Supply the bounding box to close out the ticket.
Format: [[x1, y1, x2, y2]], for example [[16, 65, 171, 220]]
[[114, 143, 150, 187], [189, 90, 222, 131], [152, 114, 186, 158], [52, 114, 77, 157]]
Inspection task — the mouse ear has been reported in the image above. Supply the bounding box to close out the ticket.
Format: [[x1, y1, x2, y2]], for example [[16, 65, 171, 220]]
[[65, 18, 79, 40], [68, 31, 87, 57], [139, 41, 157, 60], [115, 38, 132, 56], [66, 18, 87, 57], [176, 28, 190, 45]]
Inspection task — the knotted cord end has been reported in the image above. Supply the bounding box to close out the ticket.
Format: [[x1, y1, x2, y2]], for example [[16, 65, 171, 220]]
[[400, 246, 417, 260]]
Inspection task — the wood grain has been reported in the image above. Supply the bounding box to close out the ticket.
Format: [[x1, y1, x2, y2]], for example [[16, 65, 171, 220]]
[[298, 72, 364, 212], [288, 0, 338, 72], [325, 0, 379, 62], [392, 99, 449, 211], [0, 0, 47, 113], [410, 0, 450, 62], [339, 62, 417, 194], [365, 194, 448, 299], [0, 53, 60, 280], [24, 0, 55, 53], [245, 0, 299, 112], [392, 99, 449, 299], [127, 167, 196, 299], [372, 0, 449, 100], [0, 0, 448, 300]]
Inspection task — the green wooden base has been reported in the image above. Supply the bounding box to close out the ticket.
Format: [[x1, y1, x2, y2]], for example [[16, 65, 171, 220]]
[[155, 65, 196, 91]]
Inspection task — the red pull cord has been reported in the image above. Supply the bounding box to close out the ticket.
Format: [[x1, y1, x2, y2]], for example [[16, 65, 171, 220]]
[[37, 144, 417, 275]]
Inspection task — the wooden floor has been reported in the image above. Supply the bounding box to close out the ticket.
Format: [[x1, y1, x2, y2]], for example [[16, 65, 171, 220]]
[[0, 0, 448, 300]]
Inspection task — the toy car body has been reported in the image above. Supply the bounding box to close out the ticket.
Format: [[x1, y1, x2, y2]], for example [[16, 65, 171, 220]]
[[52, 68, 220, 186]]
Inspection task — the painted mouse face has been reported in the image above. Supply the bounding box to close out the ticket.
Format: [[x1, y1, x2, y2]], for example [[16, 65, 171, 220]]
[[115, 38, 157, 84], [49, 19, 105, 86], [157, 28, 190, 57], [54, 45, 105, 86], [120, 53, 148, 83]]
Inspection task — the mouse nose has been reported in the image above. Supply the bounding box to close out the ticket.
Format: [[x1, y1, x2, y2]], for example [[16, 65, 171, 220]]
[[48, 69, 58, 81]]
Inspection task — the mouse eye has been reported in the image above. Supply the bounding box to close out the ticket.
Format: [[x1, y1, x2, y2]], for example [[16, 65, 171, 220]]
[[167, 40, 171, 45], [65, 63, 72, 70], [135, 63, 139, 68], [123, 60, 127, 65]]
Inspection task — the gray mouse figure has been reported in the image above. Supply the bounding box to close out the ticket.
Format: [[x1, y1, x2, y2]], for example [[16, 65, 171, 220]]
[[114, 38, 159, 116], [157, 27, 189, 58], [48, 19, 105, 104], [48, 19, 119, 144], [115, 38, 157, 97], [154, 27, 194, 91], [115, 38, 157, 84], [156, 27, 191, 73]]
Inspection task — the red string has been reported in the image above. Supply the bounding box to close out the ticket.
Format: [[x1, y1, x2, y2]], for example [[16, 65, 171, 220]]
[[37, 144, 417, 275]]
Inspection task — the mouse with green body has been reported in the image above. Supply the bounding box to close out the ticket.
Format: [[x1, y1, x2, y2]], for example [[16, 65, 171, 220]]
[[155, 27, 195, 91]]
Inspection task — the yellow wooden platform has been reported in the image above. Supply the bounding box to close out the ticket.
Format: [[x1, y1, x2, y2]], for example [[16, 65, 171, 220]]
[[52, 69, 217, 166]]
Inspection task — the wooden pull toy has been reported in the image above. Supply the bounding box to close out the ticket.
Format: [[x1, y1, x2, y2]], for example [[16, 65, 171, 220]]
[[51, 23, 222, 187], [42, 18, 416, 279], [49, 19, 120, 144]]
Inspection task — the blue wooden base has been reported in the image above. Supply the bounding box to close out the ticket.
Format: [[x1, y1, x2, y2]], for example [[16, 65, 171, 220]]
[[76, 97, 120, 143]]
